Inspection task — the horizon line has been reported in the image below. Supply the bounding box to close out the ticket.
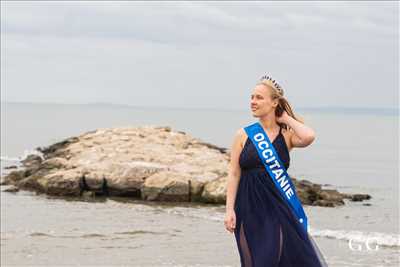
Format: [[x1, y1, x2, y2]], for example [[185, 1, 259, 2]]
[[1, 100, 399, 112]]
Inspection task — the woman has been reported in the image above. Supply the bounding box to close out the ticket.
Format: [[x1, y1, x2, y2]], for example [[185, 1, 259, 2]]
[[224, 75, 328, 267]]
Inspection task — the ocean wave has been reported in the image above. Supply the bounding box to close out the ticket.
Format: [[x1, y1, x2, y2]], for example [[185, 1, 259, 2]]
[[0, 149, 44, 163], [0, 155, 22, 162], [310, 228, 400, 248], [164, 207, 400, 248]]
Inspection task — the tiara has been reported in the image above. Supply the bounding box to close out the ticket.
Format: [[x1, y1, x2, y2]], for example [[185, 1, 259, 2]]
[[260, 74, 284, 95]]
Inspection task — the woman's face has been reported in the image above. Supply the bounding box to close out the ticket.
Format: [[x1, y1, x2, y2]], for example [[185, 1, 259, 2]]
[[250, 84, 277, 117]]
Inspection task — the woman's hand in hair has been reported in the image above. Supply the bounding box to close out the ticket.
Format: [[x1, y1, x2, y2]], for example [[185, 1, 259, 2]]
[[276, 110, 290, 124]]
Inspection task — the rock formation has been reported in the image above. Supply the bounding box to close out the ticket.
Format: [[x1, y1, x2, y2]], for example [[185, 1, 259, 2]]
[[1, 125, 371, 207]]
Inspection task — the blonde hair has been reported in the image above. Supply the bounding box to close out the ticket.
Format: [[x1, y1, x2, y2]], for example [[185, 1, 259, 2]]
[[257, 75, 304, 130]]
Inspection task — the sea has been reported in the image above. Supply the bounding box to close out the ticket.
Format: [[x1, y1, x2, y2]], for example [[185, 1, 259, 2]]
[[1, 102, 399, 267]]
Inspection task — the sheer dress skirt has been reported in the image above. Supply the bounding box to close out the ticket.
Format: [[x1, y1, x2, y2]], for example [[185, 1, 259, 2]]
[[233, 167, 328, 267]]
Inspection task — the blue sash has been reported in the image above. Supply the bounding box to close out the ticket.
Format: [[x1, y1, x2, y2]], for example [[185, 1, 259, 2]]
[[244, 122, 308, 233]]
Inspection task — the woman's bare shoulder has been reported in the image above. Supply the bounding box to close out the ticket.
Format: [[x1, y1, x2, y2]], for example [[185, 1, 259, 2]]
[[238, 128, 248, 150], [232, 127, 248, 151]]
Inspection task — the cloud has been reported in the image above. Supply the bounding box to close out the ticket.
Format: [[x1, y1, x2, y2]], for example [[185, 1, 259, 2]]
[[1, 1, 398, 109], [2, 2, 395, 44]]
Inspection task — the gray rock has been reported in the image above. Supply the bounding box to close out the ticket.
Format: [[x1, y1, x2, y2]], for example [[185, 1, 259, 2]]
[[2, 125, 372, 207], [4, 165, 18, 169], [350, 194, 371, 202], [201, 175, 227, 204]]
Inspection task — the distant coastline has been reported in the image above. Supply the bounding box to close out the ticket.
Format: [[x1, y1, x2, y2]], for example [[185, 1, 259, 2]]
[[1, 101, 398, 116]]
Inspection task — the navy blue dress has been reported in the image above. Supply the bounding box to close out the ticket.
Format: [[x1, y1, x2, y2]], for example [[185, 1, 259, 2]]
[[234, 126, 328, 267]]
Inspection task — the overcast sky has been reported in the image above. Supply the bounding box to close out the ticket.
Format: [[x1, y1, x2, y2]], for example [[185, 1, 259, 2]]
[[1, 1, 398, 109]]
